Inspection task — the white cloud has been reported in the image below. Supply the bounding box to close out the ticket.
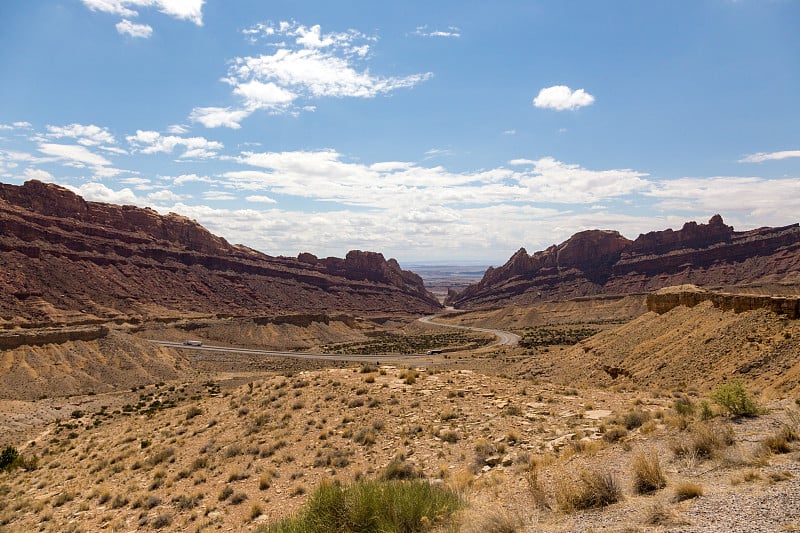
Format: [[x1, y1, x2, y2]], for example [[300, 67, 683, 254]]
[[0, 122, 32, 131], [116, 19, 153, 38], [147, 189, 186, 202], [189, 107, 251, 129], [171, 173, 213, 185], [81, 0, 204, 25], [533, 85, 595, 111], [68, 182, 141, 205], [646, 176, 800, 220], [203, 190, 236, 201], [46, 123, 117, 146], [126, 130, 223, 158], [502, 129, 516, 136], [508, 158, 535, 166], [738, 150, 800, 163], [412, 25, 462, 38], [167, 124, 188, 134], [23, 168, 55, 182], [223, 150, 646, 209], [38, 143, 112, 167], [245, 195, 277, 204], [193, 21, 432, 128]]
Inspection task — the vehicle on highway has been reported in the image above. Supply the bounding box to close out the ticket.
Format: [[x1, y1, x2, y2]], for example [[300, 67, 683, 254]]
[[183, 340, 203, 346]]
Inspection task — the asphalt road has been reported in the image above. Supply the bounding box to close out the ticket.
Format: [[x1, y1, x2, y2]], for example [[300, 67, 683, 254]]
[[417, 314, 520, 347], [148, 313, 519, 361]]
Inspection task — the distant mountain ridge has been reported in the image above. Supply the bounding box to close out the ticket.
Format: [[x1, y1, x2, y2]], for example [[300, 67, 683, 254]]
[[0, 180, 441, 327], [447, 215, 800, 308]]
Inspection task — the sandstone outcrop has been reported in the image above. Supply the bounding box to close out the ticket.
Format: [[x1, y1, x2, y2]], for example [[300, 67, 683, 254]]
[[0, 180, 441, 329], [448, 216, 800, 308]]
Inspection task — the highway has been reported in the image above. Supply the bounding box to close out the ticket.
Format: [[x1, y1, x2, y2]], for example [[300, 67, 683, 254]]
[[149, 313, 518, 361], [417, 314, 520, 347]]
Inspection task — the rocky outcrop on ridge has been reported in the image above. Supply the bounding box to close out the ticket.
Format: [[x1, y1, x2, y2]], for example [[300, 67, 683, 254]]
[[646, 285, 800, 318], [0, 180, 441, 328], [448, 215, 800, 308]]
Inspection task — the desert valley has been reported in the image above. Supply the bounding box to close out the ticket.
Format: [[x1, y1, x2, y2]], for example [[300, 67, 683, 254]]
[[0, 180, 799, 532]]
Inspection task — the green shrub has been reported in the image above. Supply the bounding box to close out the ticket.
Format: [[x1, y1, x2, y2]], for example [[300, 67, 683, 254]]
[[262, 479, 461, 533], [0, 446, 19, 471], [710, 381, 762, 417]]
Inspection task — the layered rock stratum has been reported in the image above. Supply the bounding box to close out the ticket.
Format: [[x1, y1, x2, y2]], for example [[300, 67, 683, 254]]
[[448, 215, 800, 308], [0, 180, 441, 328]]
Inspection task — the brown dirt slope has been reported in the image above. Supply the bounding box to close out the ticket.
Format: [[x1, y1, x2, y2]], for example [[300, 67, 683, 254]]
[[0, 331, 191, 400], [516, 300, 800, 397]]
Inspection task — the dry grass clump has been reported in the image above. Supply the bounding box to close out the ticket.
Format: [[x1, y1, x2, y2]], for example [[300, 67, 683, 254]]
[[673, 481, 703, 502], [382, 455, 423, 480], [602, 425, 628, 443], [555, 468, 622, 511], [461, 508, 525, 533], [645, 502, 688, 526], [672, 422, 734, 459], [632, 451, 667, 494]]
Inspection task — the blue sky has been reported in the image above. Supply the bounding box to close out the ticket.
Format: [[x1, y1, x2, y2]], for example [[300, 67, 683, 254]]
[[1, 1, 798, 264]]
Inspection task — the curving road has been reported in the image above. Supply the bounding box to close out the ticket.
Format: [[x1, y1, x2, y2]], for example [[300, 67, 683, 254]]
[[148, 315, 518, 362], [417, 314, 520, 347]]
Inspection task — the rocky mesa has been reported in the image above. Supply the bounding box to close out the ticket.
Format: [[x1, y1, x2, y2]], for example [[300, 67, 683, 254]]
[[448, 215, 800, 308], [0, 180, 441, 328]]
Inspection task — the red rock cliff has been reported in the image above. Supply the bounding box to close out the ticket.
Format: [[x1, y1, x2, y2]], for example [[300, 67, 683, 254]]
[[0, 180, 441, 326]]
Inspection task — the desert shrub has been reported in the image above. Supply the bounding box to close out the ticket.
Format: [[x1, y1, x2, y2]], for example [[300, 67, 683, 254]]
[[218, 486, 234, 501], [185, 406, 203, 420], [711, 381, 762, 417], [0, 446, 36, 472], [262, 479, 461, 533], [353, 427, 376, 446], [382, 457, 423, 480], [623, 410, 650, 430], [250, 503, 264, 521], [673, 482, 703, 502], [111, 494, 129, 509], [440, 430, 459, 443], [151, 512, 173, 529], [0, 447, 19, 471], [556, 468, 621, 511], [602, 425, 628, 443], [632, 452, 667, 494], [230, 492, 248, 505], [147, 447, 175, 466], [673, 396, 695, 417]]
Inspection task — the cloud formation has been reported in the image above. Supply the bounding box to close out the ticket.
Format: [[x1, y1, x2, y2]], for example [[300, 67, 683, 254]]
[[126, 130, 223, 158], [81, 0, 204, 25], [412, 25, 462, 38], [191, 21, 432, 128], [533, 85, 595, 111], [116, 19, 153, 38], [738, 150, 800, 163]]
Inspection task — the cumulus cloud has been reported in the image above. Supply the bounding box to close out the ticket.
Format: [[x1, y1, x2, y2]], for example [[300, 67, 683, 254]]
[[189, 107, 251, 129], [67, 182, 141, 205], [245, 195, 277, 204], [191, 21, 431, 128], [533, 85, 595, 111], [23, 168, 55, 181], [81, 0, 204, 25], [222, 150, 647, 209], [126, 130, 223, 158], [46, 123, 117, 146], [738, 150, 800, 163], [116, 19, 153, 38]]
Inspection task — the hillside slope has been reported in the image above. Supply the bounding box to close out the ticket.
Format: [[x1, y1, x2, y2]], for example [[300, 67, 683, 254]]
[[449, 215, 800, 308], [0, 180, 441, 328], [515, 299, 800, 397]]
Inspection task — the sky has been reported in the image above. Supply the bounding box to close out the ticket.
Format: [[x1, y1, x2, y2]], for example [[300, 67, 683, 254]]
[[1, 0, 799, 265]]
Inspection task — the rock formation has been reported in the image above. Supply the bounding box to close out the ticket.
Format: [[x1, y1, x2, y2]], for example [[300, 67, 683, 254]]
[[448, 216, 800, 308], [0, 180, 441, 328]]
